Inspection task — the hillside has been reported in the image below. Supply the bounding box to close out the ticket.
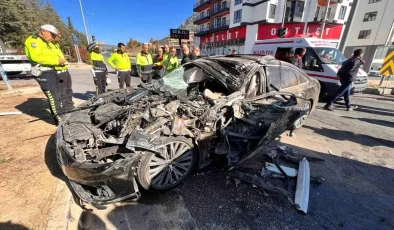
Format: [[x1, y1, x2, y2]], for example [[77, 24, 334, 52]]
[[178, 13, 197, 31]]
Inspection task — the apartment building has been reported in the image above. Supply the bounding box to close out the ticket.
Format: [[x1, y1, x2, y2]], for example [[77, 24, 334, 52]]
[[193, 0, 353, 55], [340, 0, 394, 75]]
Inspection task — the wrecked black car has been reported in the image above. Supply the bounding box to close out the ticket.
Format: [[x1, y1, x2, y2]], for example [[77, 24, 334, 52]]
[[56, 55, 320, 207]]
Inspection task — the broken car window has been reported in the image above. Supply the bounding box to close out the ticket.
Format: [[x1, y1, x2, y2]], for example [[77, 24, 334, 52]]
[[281, 67, 299, 89], [266, 66, 281, 91]]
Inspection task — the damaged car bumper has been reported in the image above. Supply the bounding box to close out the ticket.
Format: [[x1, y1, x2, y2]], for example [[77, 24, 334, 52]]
[[56, 126, 141, 205]]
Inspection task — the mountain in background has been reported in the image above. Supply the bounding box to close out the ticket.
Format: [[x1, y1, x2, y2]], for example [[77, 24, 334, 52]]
[[178, 13, 197, 31]]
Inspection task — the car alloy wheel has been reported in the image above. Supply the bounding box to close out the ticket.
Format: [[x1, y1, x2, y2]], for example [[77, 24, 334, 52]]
[[137, 137, 197, 191]]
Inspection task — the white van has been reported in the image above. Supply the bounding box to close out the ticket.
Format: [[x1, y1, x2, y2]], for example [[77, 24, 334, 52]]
[[251, 37, 368, 97]]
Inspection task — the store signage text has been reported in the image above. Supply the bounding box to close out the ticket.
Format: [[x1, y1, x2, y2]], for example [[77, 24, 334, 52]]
[[257, 23, 343, 40]]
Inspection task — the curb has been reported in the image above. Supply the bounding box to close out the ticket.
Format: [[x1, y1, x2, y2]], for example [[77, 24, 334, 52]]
[[363, 87, 394, 95], [0, 86, 42, 95]]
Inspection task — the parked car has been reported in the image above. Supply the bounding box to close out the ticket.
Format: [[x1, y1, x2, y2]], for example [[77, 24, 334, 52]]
[[56, 55, 319, 207]]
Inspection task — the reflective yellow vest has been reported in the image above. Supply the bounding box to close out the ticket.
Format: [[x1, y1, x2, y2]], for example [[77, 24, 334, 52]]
[[136, 52, 153, 66], [89, 52, 107, 72], [24, 34, 61, 67], [107, 51, 131, 70], [53, 42, 68, 71]]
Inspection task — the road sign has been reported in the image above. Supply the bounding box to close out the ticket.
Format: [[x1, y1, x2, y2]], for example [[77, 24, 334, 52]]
[[379, 48, 394, 76], [170, 29, 189, 39], [72, 34, 79, 45]]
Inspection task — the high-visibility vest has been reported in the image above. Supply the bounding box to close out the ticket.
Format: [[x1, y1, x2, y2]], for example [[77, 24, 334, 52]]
[[24, 34, 62, 67], [136, 52, 153, 66], [108, 51, 131, 70]]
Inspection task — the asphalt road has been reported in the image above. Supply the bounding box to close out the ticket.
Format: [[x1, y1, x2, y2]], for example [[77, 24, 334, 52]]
[[4, 69, 394, 229]]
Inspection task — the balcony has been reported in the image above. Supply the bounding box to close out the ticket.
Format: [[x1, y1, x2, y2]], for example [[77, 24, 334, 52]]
[[194, 12, 211, 25], [193, 0, 210, 12], [195, 27, 210, 36], [210, 1, 230, 17], [211, 20, 229, 33]]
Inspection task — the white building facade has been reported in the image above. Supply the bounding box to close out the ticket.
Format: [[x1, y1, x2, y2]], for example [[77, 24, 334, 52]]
[[193, 0, 353, 55], [341, 0, 394, 75]]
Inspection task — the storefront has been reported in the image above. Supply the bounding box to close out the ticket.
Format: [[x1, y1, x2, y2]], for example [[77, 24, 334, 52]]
[[200, 26, 247, 55], [196, 23, 343, 55]]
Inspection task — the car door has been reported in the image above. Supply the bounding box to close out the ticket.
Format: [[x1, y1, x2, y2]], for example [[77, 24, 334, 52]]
[[235, 65, 308, 164]]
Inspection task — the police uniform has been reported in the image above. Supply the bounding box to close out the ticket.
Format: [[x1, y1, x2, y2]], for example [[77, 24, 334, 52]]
[[136, 52, 153, 83], [156, 55, 179, 76], [108, 51, 131, 89], [87, 42, 107, 94], [53, 42, 74, 113], [24, 34, 63, 123]]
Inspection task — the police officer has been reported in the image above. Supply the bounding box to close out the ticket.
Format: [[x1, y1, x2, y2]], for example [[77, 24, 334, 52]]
[[53, 29, 74, 113], [87, 42, 107, 94], [108, 42, 131, 89], [24, 25, 65, 124], [155, 46, 179, 76], [136, 44, 153, 83]]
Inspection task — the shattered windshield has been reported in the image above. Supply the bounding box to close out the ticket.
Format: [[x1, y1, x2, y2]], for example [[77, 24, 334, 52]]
[[153, 66, 206, 97], [314, 47, 346, 64]]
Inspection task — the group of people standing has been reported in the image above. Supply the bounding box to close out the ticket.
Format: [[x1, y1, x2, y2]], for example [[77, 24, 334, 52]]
[[87, 42, 202, 93]]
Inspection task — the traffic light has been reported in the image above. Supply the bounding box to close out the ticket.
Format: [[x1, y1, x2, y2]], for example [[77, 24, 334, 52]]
[[277, 28, 287, 38], [92, 35, 96, 42]]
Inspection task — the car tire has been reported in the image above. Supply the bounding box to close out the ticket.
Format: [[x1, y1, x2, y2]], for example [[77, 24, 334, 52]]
[[136, 137, 197, 191], [293, 101, 311, 129], [318, 81, 328, 101]]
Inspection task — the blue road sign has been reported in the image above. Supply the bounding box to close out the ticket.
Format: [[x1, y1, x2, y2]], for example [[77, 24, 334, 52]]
[[72, 34, 79, 45]]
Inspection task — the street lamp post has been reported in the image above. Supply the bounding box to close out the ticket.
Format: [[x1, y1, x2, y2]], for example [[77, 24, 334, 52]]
[[78, 0, 90, 44], [320, 0, 331, 39]]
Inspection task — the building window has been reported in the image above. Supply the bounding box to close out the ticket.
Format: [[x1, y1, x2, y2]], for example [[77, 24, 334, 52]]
[[338, 6, 347, 20], [363, 11, 378, 22], [234, 0, 243, 6], [327, 8, 331, 19], [368, 0, 381, 3], [294, 1, 304, 18], [234, 9, 242, 23], [315, 7, 320, 19], [358, 30, 372, 39], [269, 4, 276, 19]]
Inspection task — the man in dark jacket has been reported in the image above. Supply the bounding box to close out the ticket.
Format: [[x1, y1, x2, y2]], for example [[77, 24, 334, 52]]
[[181, 44, 196, 65], [324, 49, 364, 111]]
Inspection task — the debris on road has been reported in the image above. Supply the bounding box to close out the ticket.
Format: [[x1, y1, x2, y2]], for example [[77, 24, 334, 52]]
[[231, 145, 311, 214]]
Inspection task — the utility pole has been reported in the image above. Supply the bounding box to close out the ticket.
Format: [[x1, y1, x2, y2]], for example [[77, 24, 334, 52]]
[[78, 0, 90, 44], [319, 0, 331, 39], [303, 0, 312, 35]]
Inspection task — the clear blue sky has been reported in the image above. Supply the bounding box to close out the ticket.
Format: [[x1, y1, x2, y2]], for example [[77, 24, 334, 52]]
[[51, 0, 194, 45]]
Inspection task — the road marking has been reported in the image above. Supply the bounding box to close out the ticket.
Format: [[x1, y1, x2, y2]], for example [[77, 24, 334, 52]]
[[122, 205, 132, 230]]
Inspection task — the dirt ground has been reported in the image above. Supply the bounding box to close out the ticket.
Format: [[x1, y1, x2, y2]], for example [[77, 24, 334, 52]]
[[0, 92, 59, 229]]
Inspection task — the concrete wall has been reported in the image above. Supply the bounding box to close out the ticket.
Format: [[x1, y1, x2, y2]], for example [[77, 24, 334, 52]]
[[345, 0, 394, 47]]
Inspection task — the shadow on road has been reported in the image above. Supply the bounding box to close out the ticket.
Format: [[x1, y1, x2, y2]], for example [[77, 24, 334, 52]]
[[73, 91, 96, 100], [0, 221, 30, 230], [342, 116, 394, 128], [304, 125, 394, 148], [15, 97, 56, 125], [66, 142, 394, 230]]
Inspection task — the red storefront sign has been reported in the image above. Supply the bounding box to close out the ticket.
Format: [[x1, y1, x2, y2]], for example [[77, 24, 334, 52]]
[[257, 23, 343, 40], [200, 26, 247, 44]]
